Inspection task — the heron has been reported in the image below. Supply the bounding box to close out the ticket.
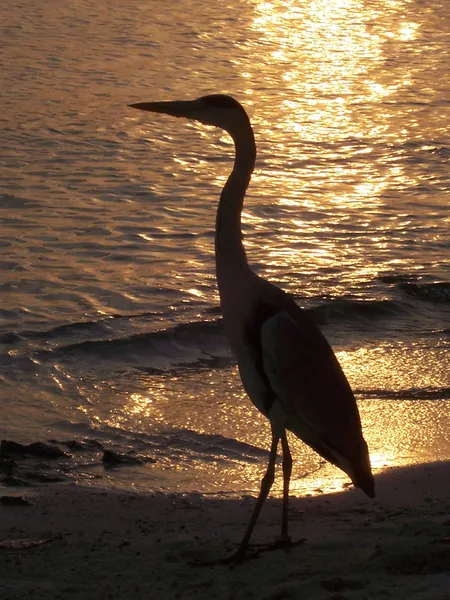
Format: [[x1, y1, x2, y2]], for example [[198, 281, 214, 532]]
[[129, 94, 375, 561]]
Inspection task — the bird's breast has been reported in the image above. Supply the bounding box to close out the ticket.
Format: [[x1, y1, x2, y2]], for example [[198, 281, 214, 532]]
[[220, 299, 279, 419], [233, 342, 274, 418]]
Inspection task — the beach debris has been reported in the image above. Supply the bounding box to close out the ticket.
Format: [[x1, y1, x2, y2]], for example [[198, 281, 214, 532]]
[[0, 495, 31, 506], [320, 577, 367, 592], [0, 537, 54, 550]]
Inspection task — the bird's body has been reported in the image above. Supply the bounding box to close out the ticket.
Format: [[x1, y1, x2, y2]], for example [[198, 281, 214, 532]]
[[130, 94, 374, 560], [218, 265, 373, 491]]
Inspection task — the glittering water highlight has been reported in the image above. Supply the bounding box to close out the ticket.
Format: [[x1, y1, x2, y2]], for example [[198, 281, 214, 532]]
[[1, 0, 449, 496]]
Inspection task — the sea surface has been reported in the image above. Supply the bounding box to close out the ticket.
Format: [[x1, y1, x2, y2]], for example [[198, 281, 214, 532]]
[[1, 0, 449, 497]]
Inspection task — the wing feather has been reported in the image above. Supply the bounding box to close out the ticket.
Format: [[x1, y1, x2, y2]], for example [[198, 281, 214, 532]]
[[260, 299, 372, 491]]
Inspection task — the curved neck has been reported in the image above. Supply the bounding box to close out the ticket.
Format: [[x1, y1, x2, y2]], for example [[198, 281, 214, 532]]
[[215, 124, 256, 278]]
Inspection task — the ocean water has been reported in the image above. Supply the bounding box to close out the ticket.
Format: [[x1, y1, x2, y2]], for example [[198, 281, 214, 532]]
[[1, 0, 449, 496]]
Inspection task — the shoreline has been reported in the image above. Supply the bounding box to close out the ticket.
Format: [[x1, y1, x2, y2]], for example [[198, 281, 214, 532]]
[[1, 461, 450, 599]]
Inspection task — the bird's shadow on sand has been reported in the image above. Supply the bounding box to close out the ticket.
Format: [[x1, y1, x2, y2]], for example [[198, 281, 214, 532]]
[[181, 461, 450, 578]]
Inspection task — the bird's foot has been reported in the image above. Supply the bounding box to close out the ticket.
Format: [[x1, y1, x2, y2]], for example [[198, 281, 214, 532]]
[[274, 533, 292, 545], [189, 538, 305, 567], [189, 547, 260, 567], [226, 537, 305, 563], [254, 536, 305, 553]]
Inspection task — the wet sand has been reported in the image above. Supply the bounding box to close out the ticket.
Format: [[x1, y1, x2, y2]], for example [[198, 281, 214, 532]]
[[1, 461, 449, 599]]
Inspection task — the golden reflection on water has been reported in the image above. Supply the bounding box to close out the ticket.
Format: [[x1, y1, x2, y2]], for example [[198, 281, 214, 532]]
[[248, 0, 419, 140], [103, 339, 450, 497], [171, 0, 436, 298], [124, 0, 447, 304]]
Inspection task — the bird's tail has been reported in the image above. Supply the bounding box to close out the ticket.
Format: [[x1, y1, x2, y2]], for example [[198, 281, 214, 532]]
[[323, 437, 375, 498], [348, 442, 375, 498], [287, 418, 375, 498]]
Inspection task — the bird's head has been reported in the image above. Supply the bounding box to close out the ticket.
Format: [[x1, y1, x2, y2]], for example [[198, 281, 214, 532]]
[[129, 94, 250, 137]]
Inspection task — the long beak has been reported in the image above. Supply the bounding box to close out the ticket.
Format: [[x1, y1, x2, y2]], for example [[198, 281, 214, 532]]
[[128, 100, 199, 118]]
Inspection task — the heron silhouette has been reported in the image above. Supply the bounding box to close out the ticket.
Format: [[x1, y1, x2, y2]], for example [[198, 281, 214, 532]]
[[130, 94, 375, 561]]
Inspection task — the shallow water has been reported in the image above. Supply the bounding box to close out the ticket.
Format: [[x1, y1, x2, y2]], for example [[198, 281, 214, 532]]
[[1, 0, 449, 496]]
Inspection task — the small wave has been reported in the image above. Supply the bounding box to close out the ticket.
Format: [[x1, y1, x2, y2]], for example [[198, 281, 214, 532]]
[[356, 387, 450, 401], [163, 428, 269, 462], [89, 425, 271, 463], [33, 299, 405, 370], [378, 275, 450, 304], [6, 311, 160, 344], [398, 281, 450, 304], [309, 298, 405, 325], [54, 319, 224, 354], [378, 274, 414, 285], [1, 291, 444, 376], [33, 318, 230, 374], [0, 316, 230, 375]]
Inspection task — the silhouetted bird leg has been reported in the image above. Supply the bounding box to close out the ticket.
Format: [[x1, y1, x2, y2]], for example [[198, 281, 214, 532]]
[[227, 431, 279, 562], [277, 431, 292, 544], [190, 430, 303, 567]]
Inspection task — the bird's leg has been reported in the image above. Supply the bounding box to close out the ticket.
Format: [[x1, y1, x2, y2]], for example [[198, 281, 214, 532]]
[[228, 431, 279, 562], [278, 431, 292, 543]]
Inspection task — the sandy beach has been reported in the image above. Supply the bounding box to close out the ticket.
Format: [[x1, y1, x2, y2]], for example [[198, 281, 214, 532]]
[[1, 461, 449, 600]]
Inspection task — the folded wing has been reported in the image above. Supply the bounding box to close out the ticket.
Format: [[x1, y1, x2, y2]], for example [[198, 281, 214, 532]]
[[260, 300, 374, 497]]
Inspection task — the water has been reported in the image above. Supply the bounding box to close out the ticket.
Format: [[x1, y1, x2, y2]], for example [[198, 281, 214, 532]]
[[1, 0, 449, 496]]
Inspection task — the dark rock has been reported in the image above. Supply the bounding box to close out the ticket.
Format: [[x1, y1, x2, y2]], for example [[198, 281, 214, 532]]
[[26, 442, 67, 459], [1, 440, 26, 455], [1, 440, 67, 459], [0, 456, 17, 475], [49, 439, 104, 452], [102, 450, 144, 467]]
